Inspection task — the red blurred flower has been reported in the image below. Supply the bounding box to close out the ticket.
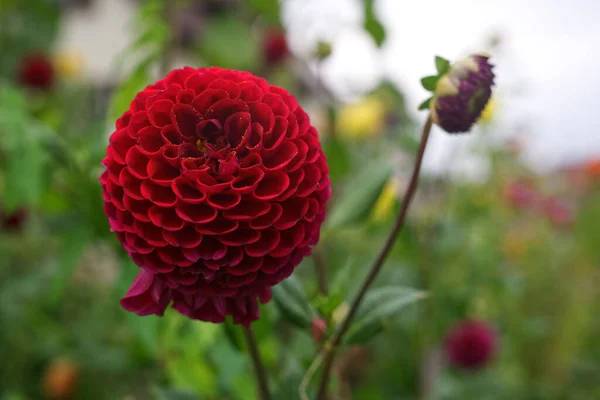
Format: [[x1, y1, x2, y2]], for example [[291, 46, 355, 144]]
[[312, 317, 327, 343], [263, 30, 289, 65], [503, 180, 539, 210], [445, 320, 497, 370], [542, 197, 574, 229], [585, 159, 600, 178], [101, 67, 330, 326], [1, 207, 28, 231], [18, 53, 55, 89]]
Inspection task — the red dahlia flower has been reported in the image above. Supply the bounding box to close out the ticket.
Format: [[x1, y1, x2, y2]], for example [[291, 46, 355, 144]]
[[430, 54, 495, 133], [18, 53, 55, 90], [101, 67, 330, 325], [445, 320, 497, 370]]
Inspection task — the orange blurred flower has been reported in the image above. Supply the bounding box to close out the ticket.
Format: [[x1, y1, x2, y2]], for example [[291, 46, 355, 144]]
[[585, 159, 600, 177]]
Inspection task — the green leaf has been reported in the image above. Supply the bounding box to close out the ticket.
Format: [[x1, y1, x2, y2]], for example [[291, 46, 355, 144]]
[[420, 75, 439, 92], [222, 317, 245, 351], [435, 55, 451, 75], [107, 57, 153, 121], [272, 276, 314, 329], [418, 97, 433, 111], [248, 0, 281, 23], [198, 16, 259, 71], [153, 387, 199, 400], [345, 286, 426, 344], [0, 86, 49, 211], [323, 136, 350, 182], [325, 159, 393, 229], [364, 0, 386, 47], [47, 229, 90, 306]]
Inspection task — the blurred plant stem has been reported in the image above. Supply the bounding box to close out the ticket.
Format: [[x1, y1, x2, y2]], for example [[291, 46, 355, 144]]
[[160, 0, 177, 76], [316, 116, 434, 400], [313, 247, 328, 296], [243, 325, 272, 400]]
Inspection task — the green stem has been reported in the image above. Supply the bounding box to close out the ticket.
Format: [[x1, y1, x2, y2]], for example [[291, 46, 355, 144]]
[[243, 325, 272, 400], [315, 116, 434, 400]]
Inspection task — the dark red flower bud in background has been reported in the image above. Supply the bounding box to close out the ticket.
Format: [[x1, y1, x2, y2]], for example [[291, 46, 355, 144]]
[[18, 53, 55, 90], [445, 320, 497, 370], [431, 54, 495, 133], [312, 317, 327, 343], [101, 67, 330, 326], [263, 30, 289, 65], [1, 207, 28, 231]]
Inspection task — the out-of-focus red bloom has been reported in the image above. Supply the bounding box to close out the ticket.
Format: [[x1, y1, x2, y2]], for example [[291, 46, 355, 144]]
[[101, 67, 330, 326], [445, 320, 497, 370], [503, 180, 539, 210], [263, 30, 289, 65], [1, 207, 28, 231], [312, 317, 327, 343], [542, 197, 574, 229], [585, 159, 600, 178], [18, 53, 55, 89]]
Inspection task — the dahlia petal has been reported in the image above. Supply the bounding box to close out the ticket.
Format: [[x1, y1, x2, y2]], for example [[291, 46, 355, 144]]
[[249, 203, 283, 229], [250, 102, 275, 134], [137, 126, 166, 155], [205, 98, 250, 122], [231, 166, 264, 194], [273, 198, 309, 230], [223, 200, 271, 221], [164, 225, 203, 248], [140, 180, 177, 207], [125, 147, 150, 179], [253, 170, 290, 200], [262, 141, 298, 170], [208, 79, 241, 99], [219, 228, 261, 246], [161, 125, 184, 145], [239, 81, 264, 103], [148, 99, 175, 128], [263, 116, 288, 151], [175, 202, 218, 223], [192, 88, 229, 114], [120, 270, 170, 316], [147, 156, 181, 183], [296, 163, 321, 197], [244, 229, 280, 257], [262, 93, 290, 117], [177, 88, 196, 105], [109, 128, 136, 164], [206, 193, 242, 210], [148, 206, 186, 231], [224, 112, 251, 148], [127, 112, 151, 139], [171, 103, 202, 138], [123, 196, 152, 222]]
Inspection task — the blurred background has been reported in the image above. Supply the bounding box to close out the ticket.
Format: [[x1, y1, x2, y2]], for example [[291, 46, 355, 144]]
[[1, 0, 599, 399]]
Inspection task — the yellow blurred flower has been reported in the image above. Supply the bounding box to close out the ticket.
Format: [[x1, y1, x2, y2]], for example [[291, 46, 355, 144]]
[[478, 97, 497, 125], [502, 229, 531, 263], [332, 303, 350, 326], [53, 50, 84, 79], [371, 178, 401, 222], [337, 97, 386, 140]]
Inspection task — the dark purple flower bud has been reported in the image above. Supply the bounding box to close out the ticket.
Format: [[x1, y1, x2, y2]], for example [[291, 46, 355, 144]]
[[445, 320, 498, 370], [430, 54, 495, 133]]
